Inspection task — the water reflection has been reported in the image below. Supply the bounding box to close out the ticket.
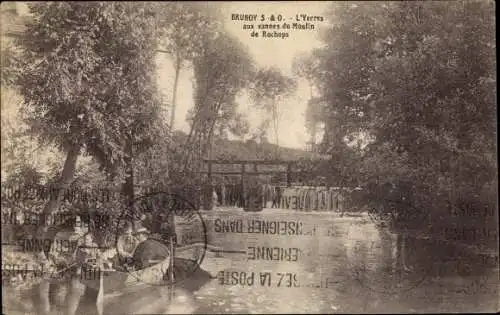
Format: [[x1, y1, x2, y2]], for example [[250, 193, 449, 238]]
[[192, 211, 498, 313], [2, 212, 498, 313]]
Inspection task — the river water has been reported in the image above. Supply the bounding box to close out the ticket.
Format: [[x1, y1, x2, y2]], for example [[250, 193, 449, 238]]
[[190, 209, 498, 314], [2, 209, 498, 314]]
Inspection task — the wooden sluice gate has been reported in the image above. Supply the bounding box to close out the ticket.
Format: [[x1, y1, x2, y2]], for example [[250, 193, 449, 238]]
[[199, 159, 360, 213], [176, 158, 367, 273], [199, 159, 294, 212]]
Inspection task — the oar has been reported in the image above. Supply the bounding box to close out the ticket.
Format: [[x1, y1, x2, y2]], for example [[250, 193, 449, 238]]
[[168, 234, 175, 301]]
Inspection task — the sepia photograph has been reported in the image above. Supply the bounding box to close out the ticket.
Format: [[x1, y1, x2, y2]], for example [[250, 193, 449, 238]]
[[1, 1, 497, 314]]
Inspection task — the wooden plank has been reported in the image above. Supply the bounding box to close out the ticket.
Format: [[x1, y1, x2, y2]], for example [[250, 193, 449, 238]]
[[199, 171, 290, 175], [287, 162, 292, 187], [240, 164, 245, 206], [199, 171, 313, 175], [202, 159, 296, 165]]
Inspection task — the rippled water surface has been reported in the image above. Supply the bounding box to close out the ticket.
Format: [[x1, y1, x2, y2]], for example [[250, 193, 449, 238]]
[[3, 209, 498, 314]]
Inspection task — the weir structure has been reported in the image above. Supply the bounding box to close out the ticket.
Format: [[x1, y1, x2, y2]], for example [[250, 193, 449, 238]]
[[200, 159, 307, 211]]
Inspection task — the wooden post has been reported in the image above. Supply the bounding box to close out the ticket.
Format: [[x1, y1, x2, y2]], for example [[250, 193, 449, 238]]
[[168, 195, 177, 300], [254, 163, 263, 208], [240, 163, 245, 208], [168, 235, 175, 301], [205, 160, 213, 210], [286, 162, 292, 187], [209, 160, 213, 210], [208, 160, 212, 183]]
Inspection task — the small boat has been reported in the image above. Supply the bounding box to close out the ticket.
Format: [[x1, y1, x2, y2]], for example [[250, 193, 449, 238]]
[[81, 256, 213, 291], [79, 257, 214, 315]]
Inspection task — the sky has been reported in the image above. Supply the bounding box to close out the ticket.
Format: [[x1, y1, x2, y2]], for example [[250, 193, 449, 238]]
[[156, 1, 331, 149]]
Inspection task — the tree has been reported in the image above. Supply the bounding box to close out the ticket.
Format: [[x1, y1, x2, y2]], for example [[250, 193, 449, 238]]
[[249, 67, 297, 157], [304, 97, 326, 152], [15, 2, 163, 232], [155, 2, 221, 131], [367, 1, 496, 229], [292, 51, 322, 152], [184, 31, 254, 172], [85, 2, 163, 207], [313, 1, 496, 236]]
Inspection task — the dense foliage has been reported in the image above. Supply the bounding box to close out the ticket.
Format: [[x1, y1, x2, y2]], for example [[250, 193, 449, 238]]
[[189, 32, 254, 159], [2, 2, 166, 243], [294, 1, 496, 245]]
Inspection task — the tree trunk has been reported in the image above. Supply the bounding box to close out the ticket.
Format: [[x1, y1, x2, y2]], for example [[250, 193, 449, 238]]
[[37, 145, 80, 236], [272, 99, 280, 158], [311, 123, 317, 153], [122, 137, 135, 209], [206, 118, 217, 159], [218, 123, 224, 140], [36, 144, 79, 315], [182, 113, 200, 173], [169, 55, 182, 131], [308, 82, 315, 153]]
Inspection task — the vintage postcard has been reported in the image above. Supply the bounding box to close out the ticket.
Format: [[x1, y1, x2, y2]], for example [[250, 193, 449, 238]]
[[1, 1, 498, 314]]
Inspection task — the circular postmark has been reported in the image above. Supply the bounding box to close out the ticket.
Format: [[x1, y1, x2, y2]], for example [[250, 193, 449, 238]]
[[115, 192, 207, 286], [349, 197, 434, 294]]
